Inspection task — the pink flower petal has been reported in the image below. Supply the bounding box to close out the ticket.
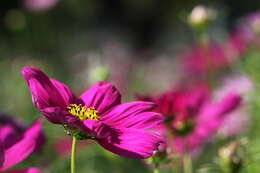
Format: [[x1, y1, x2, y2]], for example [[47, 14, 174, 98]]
[[0, 119, 42, 171], [40, 107, 64, 124], [218, 109, 250, 136], [50, 79, 78, 106], [80, 82, 121, 114], [40, 107, 78, 124], [198, 93, 241, 123], [0, 125, 21, 149], [1, 167, 41, 173], [83, 120, 163, 159], [199, 92, 241, 122], [214, 93, 241, 115], [97, 128, 162, 159], [83, 120, 111, 138], [172, 84, 209, 117], [101, 101, 161, 129], [21, 66, 73, 109]]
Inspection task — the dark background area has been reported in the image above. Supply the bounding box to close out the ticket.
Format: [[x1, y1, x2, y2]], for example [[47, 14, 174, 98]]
[[1, 0, 260, 52]]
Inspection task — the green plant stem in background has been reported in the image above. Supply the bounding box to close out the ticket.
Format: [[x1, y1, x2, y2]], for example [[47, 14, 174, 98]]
[[183, 153, 192, 173], [153, 167, 159, 173], [71, 136, 78, 173]]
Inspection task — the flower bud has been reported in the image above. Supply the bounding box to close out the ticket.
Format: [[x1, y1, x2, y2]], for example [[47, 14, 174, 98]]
[[218, 140, 246, 173], [188, 5, 216, 29]]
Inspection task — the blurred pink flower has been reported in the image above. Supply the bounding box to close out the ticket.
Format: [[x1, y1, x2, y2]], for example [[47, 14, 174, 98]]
[[233, 11, 260, 48], [217, 109, 249, 137], [138, 84, 241, 153], [224, 31, 248, 59], [23, 0, 59, 12], [0, 116, 43, 172], [181, 41, 231, 76], [22, 66, 164, 159], [214, 75, 253, 137], [214, 75, 253, 101]]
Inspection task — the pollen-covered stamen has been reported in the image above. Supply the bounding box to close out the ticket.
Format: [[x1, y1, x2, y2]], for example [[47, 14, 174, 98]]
[[67, 104, 100, 121]]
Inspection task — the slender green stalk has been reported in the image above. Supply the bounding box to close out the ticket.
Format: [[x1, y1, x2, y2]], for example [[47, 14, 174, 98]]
[[183, 153, 192, 173], [151, 156, 160, 173], [71, 136, 77, 173]]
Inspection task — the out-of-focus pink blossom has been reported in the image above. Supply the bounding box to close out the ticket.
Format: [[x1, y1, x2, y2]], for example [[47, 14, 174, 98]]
[[215, 75, 253, 137], [0, 115, 43, 172], [23, 0, 59, 12], [181, 42, 232, 76], [233, 11, 260, 48], [225, 31, 248, 59], [217, 108, 249, 137], [214, 75, 253, 101], [138, 84, 241, 154]]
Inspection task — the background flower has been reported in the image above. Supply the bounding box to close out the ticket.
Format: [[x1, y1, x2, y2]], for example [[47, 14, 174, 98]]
[[138, 84, 241, 154], [0, 116, 43, 172], [23, 0, 59, 12]]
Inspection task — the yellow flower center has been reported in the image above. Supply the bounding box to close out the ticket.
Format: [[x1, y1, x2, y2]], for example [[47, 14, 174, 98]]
[[67, 104, 100, 121]]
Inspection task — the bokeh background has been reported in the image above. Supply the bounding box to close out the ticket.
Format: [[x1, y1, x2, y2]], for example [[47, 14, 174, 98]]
[[1, 0, 260, 172]]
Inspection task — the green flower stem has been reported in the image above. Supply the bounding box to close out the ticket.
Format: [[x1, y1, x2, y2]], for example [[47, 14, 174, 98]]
[[151, 155, 161, 173], [71, 136, 78, 173], [183, 153, 192, 173]]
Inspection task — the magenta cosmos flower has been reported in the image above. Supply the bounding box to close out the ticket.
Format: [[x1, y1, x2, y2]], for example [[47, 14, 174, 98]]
[[0, 115, 43, 173], [22, 66, 164, 159], [138, 84, 241, 153]]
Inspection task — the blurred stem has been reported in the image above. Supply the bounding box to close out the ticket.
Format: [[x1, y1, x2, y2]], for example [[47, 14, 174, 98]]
[[71, 136, 77, 173], [153, 168, 159, 173], [183, 153, 192, 173], [199, 32, 208, 46], [151, 155, 160, 173]]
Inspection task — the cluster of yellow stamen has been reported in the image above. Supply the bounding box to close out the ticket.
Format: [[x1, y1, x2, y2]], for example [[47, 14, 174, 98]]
[[67, 104, 100, 121]]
